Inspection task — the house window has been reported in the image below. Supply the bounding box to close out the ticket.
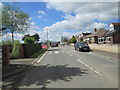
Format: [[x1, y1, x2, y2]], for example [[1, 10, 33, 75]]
[[106, 37, 112, 42], [98, 38, 105, 43], [109, 38, 111, 41]]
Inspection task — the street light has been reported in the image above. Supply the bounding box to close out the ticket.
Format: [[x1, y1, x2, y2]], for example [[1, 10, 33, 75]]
[[46, 28, 49, 47]]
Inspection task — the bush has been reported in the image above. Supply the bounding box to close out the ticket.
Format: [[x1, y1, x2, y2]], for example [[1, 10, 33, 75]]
[[10, 40, 21, 58], [24, 36, 35, 44], [23, 43, 42, 58], [0, 40, 12, 45]]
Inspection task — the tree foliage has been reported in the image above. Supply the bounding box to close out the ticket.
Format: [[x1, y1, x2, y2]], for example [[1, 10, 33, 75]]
[[70, 35, 77, 43], [22, 33, 40, 44], [2, 3, 30, 43]]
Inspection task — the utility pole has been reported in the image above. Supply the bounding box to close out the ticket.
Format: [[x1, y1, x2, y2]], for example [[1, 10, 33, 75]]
[[46, 28, 49, 46]]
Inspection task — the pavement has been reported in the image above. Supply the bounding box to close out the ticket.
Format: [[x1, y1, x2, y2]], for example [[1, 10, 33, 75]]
[[13, 45, 118, 88], [2, 55, 42, 89]]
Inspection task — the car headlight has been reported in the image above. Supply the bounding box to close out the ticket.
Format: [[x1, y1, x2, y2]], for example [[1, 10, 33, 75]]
[[79, 46, 82, 48]]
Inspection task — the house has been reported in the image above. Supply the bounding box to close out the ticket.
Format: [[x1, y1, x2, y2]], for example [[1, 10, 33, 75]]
[[75, 32, 91, 42], [86, 28, 107, 44], [105, 23, 120, 44]]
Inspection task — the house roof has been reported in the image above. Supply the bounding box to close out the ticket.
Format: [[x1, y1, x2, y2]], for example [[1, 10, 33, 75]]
[[87, 28, 107, 38], [111, 23, 120, 25], [105, 30, 116, 36]]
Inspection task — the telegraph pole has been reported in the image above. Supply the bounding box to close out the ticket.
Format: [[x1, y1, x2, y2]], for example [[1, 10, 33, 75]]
[[46, 28, 49, 47]]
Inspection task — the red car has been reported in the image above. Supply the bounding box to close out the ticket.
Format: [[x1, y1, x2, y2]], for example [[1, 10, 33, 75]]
[[41, 43, 47, 49]]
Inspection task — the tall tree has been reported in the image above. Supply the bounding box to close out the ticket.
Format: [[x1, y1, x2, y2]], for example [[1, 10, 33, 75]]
[[32, 33, 40, 43], [2, 3, 30, 44], [70, 35, 77, 43], [22, 33, 40, 44]]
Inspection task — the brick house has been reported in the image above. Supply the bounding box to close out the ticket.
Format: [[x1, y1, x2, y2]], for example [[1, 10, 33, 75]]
[[105, 23, 120, 44], [86, 28, 107, 44]]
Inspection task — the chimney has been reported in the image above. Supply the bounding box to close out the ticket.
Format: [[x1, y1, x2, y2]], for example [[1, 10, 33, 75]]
[[94, 28, 97, 32]]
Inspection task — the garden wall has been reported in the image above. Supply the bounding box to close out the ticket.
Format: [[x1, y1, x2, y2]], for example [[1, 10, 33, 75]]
[[89, 44, 119, 54]]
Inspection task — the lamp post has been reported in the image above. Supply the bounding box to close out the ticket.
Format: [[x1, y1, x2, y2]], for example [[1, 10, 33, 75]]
[[46, 28, 49, 47]]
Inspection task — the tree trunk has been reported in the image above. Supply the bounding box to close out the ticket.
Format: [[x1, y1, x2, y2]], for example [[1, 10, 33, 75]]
[[12, 31, 14, 46]]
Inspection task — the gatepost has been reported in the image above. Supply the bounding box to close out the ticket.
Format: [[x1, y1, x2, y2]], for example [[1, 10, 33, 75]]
[[2, 45, 10, 65]]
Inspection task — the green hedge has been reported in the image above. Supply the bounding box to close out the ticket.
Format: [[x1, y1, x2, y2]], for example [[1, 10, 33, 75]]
[[23, 43, 42, 58]]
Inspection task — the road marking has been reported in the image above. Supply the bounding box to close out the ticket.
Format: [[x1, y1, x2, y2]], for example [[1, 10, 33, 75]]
[[94, 70, 102, 76], [67, 52, 73, 56], [63, 49, 73, 56], [54, 51, 59, 54], [37, 51, 47, 63], [77, 59, 102, 76], [49, 51, 52, 54]]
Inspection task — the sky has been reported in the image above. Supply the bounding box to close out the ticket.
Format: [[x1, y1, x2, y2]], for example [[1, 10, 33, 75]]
[[1, 1, 119, 42]]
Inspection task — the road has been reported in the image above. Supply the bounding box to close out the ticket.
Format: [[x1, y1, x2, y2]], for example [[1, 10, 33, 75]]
[[17, 45, 118, 88]]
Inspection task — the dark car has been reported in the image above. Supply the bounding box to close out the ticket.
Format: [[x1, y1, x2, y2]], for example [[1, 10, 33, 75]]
[[51, 43, 58, 47], [74, 42, 90, 51]]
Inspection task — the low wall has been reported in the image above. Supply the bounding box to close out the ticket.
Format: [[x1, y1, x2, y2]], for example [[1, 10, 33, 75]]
[[89, 44, 119, 54]]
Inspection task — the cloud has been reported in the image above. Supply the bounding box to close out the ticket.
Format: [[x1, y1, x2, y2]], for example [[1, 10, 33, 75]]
[[30, 22, 40, 30], [38, 10, 46, 15], [93, 22, 107, 29], [38, 16, 42, 19], [30, 22, 35, 25], [43, 2, 118, 38], [38, 16, 47, 21], [40, 2, 118, 41]]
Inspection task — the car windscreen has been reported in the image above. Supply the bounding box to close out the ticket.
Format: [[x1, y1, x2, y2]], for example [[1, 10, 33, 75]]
[[77, 43, 88, 46]]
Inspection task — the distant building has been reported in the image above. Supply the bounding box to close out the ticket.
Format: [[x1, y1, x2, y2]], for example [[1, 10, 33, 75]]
[[75, 32, 91, 42], [61, 36, 67, 41]]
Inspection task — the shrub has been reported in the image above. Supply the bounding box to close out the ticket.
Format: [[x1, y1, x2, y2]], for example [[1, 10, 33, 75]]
[[11, 40, 21, 58], [0, 40, 12, 45], [24, 36, 35, 44]]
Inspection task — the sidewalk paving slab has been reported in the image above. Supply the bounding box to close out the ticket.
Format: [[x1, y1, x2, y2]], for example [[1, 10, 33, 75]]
[[2, 58, 39, 80]]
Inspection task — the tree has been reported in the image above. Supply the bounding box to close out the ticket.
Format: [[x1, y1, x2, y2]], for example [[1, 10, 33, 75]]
[[23, 36, 35, 44], [2, 4, 30, 44], [70, 35, 77, 43], [32, 33, 40, 43], [22, 33, 40, 44]]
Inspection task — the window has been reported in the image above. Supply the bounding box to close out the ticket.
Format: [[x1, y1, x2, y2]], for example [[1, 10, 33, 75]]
[[98, 38, 105, 43], [106, 37, 112, 42], [109, 38, 111, 41]]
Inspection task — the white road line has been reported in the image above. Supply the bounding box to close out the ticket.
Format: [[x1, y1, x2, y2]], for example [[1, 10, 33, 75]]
[[67, 52, 73, 56], [94, 70, 102, 76], [54, 51, 59, 54], [37, 51, 47, 63], [63, 49, 73, 56], [77, 59, 102, 76]]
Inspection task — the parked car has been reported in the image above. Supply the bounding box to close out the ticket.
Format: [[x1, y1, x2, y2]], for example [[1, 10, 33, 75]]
[[51, 43, 58, 47], [74, 42, 90, 51], [41, 43, 47, 49]]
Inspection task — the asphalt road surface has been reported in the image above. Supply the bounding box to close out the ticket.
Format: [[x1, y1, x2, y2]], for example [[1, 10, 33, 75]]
[[17, 46, 118, 88]]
